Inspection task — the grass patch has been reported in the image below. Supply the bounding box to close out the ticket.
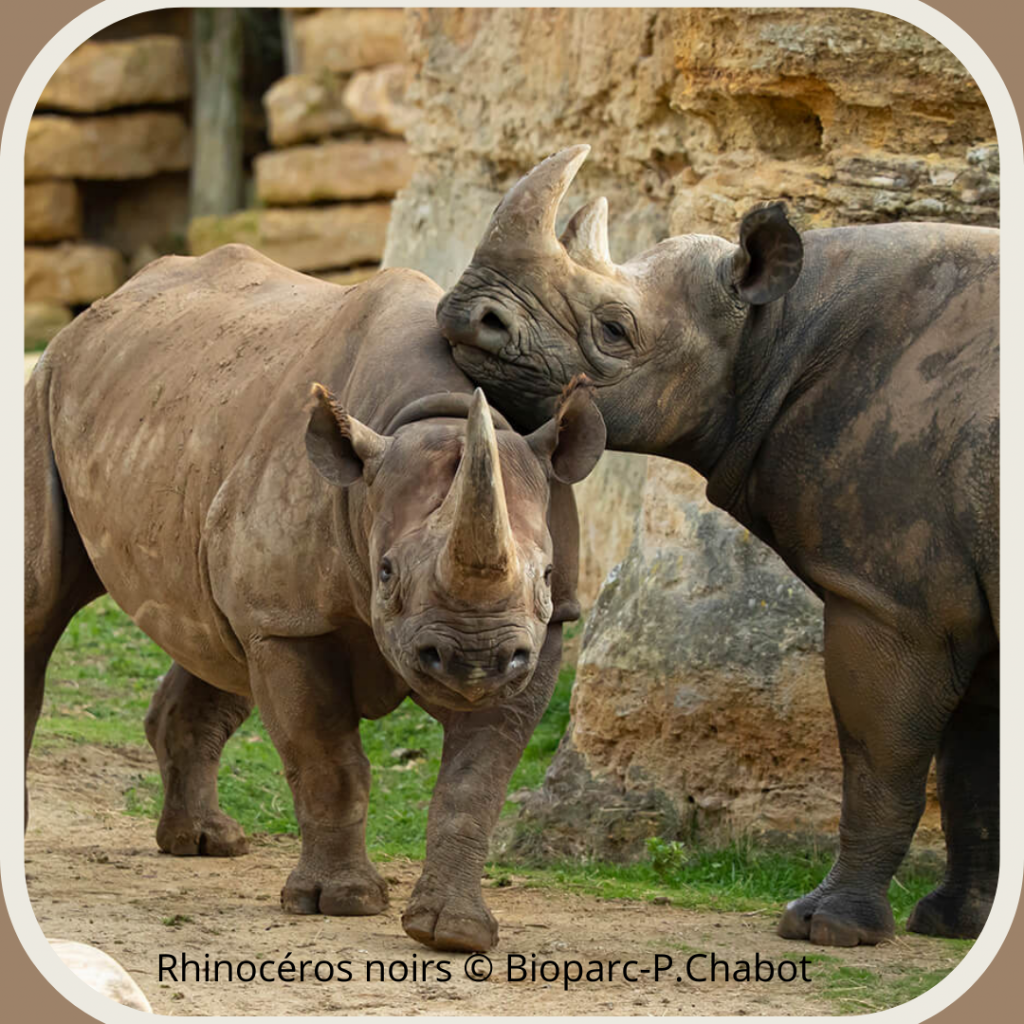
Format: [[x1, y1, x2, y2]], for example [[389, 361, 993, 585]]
[[495, 841, 942, 926], [797, 952, 966, 1015], [38, 597, 574, 855]]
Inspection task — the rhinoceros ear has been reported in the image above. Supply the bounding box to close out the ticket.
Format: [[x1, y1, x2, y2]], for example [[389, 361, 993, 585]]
[[526, 375, 606, 484], [306, 383, 390, 487], [730, 202, 803, 306]]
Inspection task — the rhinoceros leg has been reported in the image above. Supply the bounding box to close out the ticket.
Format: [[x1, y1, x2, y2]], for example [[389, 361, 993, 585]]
[[402, 622, 563, 952], [247, 635, 388, 916], [908, 650, 999, 939], [777, 593, 961, 946], [144, 663, 253, 856]]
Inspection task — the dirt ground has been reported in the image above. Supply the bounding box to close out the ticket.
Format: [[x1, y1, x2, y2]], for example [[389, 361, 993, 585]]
[[25, 745, 965, 1017]]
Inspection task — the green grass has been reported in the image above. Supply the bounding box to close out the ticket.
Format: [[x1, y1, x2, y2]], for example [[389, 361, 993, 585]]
[[40, 597, 574, 855], [36, 598, 972, 1014], [795, 952, 970, 1015], [494, 840, 945, 927]]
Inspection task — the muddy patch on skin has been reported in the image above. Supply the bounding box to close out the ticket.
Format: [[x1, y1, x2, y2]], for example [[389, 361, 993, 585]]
[[25, 745, 967, 1016]]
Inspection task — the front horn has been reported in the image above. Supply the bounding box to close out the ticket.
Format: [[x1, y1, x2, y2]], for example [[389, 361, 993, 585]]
[[437, 389, 518, 586], [475, 144, 591, 256]]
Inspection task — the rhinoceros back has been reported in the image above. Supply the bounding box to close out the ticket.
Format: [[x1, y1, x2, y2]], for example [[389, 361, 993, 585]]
[[39, 245, 448, 682]]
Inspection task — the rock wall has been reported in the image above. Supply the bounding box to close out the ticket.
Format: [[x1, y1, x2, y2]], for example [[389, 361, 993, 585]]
[[384, 6, 996, 852], [191, 7, 417, 286], [24, 18, 192, 349], [25, 8, 421, 350]]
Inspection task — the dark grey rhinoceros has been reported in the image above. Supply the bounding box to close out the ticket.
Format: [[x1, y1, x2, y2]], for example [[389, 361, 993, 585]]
[[25, 244, 605, 952], [437, 145, 999, 946]]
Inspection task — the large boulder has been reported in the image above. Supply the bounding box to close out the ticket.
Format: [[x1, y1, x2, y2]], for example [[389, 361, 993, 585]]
[[25, 113, 190, 181], [503, 461, 942, 859], [254, 138, 414, 205], [188, 203, 392, 274], [38, 35, 189, 113], [293, 8, 408, 74], [25, 181, 82, 243], [571, 452, 647, 611], [568, 462, 832, 843], [25, 243, 125, 305]]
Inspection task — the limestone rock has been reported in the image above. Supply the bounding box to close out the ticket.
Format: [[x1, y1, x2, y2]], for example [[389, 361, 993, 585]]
[[344, 63, 416, 136], [24, 301, 72, 349], [571, 462, 832, 842], [188, 203, 391, 273], [572, 452, 647, 611], [25, 181, 82, 242], [384, 175, 507, 290], [255, 138, 414, 205], [25, 113, 190, 181], [38, 35, 189, 113], [294, 9, 407, 74], [263, 72, 358, 148], [25, 243, 125, 305], [506, 462, 942, 857], [390, 8, 996, 266]]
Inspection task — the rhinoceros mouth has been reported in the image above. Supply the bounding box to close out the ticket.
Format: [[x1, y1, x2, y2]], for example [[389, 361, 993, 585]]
[[406, 669, 532, 711]]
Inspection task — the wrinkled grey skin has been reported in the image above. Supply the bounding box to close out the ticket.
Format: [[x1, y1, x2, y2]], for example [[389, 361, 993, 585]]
[[438, 146, 999, 946], [25, 244, 605, 952]]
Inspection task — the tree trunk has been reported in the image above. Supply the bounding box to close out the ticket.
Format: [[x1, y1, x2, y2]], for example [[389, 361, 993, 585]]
[[190, 10, 244, 218], [280, 10, 300, 75]]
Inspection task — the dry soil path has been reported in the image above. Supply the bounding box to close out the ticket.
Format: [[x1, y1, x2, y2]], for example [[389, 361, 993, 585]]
[[24, 746, 965, 1016]]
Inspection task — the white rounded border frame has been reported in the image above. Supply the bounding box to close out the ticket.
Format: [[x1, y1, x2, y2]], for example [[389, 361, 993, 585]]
[[2, 1, 1019, 1022]]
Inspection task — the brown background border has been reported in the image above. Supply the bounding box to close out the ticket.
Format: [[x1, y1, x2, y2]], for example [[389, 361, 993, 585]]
[[2, 2, 1018, 1020]]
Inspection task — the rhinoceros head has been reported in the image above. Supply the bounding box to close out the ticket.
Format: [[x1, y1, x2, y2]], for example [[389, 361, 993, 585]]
[[305, 380, 604, 710], [437, 145, 804, 455]]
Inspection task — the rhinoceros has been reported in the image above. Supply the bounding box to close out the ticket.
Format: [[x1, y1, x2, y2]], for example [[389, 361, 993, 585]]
[[437, 145, 999, 946], [25, 244, 605, 952]]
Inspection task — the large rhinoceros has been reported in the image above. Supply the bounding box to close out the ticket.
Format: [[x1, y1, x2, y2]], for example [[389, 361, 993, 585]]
[[437, 146, 999, 946], [25, 244, 605, 952]]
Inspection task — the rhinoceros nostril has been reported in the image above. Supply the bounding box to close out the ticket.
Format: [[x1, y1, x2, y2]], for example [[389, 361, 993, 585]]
[[481, 310, 508, 332], [507, 648, 531, 674], [473, 306, 512, 353], [418, 646, 443, 674]]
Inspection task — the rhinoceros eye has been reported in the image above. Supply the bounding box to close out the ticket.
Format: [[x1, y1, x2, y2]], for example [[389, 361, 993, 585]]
[[379, 557, 395, 584], [601, 320, 627, 343], [544, 564, 554, 586]]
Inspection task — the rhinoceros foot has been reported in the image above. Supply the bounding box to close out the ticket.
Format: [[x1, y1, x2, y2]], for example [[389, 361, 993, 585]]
[[156, 810, 249, 857], [907, 887, 993, 939], [401, 883, 498, 952], [777, 888, 895, 947], [281, 863, 388, 916]]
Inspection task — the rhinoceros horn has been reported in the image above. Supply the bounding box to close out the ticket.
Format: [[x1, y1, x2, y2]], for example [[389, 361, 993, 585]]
[[559, 196, 613, 272], [438, 388, 518, 585], [475, 144, 591, 256]]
